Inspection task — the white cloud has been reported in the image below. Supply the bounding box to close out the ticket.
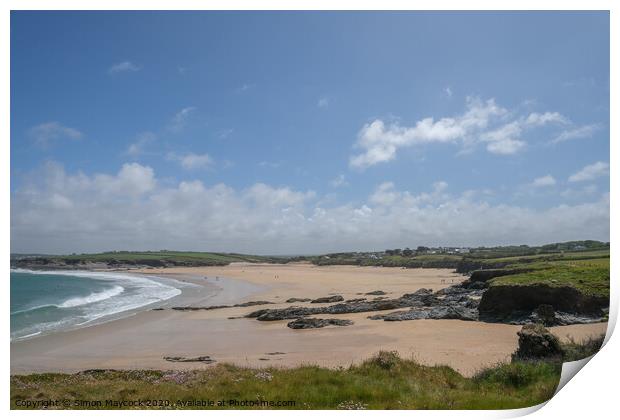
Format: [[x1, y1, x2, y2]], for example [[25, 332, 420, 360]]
[[94, 163, 156, 196], [167, 107, 196, 132], [443, 87, 453, 98], [318, 97, 329, 108], [29, 122, 83, 148], [481, 121, 527, 155], [125, 132, 156, 157], [525, 112, 569, 126], [330, 174, 348, 188], [568, 162, 609, 183], [168, 153, 214, 170], [350, 97, 506, 168], [369, 182, 399, 206], [552, 124, 602, 144], [485, 138, 526, 155], [349, 98, 576, 168], [530, 175, 557, 188], [108, 61, 140, 74], [11, 163, 609, 254]]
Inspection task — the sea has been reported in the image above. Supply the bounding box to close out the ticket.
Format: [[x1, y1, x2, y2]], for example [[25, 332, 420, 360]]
[[10, 269, 183, 341]]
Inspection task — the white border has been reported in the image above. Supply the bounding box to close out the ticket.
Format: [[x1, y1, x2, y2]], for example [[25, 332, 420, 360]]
[[2, 2, 616, 419]]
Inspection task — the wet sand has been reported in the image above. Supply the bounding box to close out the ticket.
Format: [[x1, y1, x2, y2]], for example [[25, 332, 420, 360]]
[[10, 264, 608, 376]]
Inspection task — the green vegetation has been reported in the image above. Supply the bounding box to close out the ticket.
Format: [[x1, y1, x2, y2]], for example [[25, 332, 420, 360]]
[[12, 240, 609, 271], [562, 334, 606, 362], [311, 253, 463, 269], [12, 251, 285, 268], [306, 240, 609, 271], [491, 258, 610, 298], [11, 352, 561, 410]]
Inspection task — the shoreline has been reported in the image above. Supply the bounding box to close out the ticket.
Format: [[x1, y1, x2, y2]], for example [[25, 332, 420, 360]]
[[10, 269, 264, 343], [11, 264, 608, 377]]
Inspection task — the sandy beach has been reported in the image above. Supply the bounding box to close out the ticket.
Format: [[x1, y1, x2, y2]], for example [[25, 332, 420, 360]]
[[10, 264, 608, 377]]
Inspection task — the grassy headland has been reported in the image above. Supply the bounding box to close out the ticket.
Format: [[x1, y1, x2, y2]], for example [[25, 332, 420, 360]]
[[490, 258, 610, 298], [11, 250, 285, 268]]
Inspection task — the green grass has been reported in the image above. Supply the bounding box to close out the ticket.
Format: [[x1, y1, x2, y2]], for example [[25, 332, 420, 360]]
[[561, 334, 605, 362], [10, 352, 560, 410], [476, 249, 610, 264], [490, 258, 610, 298]]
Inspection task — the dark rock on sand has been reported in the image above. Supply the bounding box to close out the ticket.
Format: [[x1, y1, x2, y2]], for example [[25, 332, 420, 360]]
[[428, 305, 478, 321], [249, 287, 466, 321], [369, 304, 477, 322], [171, 300, 274, 311], [235, 300, 274, 307], [245, 308, 272, 318], [286, 297, 312, 303], [368, 310, 430, 321], [255, 306, 321, 321], [311, 295, 344, 303], [512, 324, 563, 360], [365, 290, 387, 295], [163, 355, 216, 364], [287, 318, 354, 329], [171, 305, 228, 311]]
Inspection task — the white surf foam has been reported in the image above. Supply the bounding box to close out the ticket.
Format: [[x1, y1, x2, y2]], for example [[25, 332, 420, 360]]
[[58, 285, 125, 308], [11, 269, 183, 340]]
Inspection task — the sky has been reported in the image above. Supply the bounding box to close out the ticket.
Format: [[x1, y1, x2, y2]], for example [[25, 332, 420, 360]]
[[10, 11, 610, 255]]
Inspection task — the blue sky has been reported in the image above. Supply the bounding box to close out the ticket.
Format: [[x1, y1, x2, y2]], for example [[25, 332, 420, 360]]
[[10, 11, 610, 254]]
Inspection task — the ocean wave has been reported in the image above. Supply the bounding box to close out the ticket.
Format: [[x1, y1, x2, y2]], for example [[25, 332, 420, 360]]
[[11, 269, 183, 340], [58, 285, 125, 308], [11, 304, 57, 315]]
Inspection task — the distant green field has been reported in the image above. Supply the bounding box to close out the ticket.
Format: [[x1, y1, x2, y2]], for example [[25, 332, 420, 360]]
[[22, 251, 284, 267], [308, 241, 609, 270], [477, 249, 610, 264], [63, 251, 263, 262]]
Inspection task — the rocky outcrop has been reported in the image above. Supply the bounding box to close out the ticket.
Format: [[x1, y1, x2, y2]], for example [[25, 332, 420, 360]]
[[287, 318, 354, 329], [247, 287, 482, 322], [512, 325, 563, 360], [478, 284, 608, 322], [365, 290, 387, 295], [368, 304, 478, 321], [534, 304, 557, 326], [311, 295, 344, 303]]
